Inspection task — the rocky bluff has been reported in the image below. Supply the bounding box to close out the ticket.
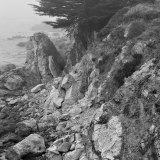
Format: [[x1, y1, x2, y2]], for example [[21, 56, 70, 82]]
[[1, 2, 160, 160], [0, 32, 65, 97]]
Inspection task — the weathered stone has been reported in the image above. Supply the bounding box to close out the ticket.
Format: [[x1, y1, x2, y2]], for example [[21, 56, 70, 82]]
[[65, 83, 78, 103], [63, 149, 83, 160], [56, 122, 67, 132], [47, 145, 59, 154], [44, 86, 64, 111], [5, 134, 45, 160], [15, 118, 37, 137], [79, 153, 88, 160], [8, 98, 20, 105], [0, 64, 16, 74], [0, 100, 6, 111], [57, 142, 72, 153], [46, 152, 62, 160], [0, 113, 7, 119], [4, 75, 23, 91], [31, 84, 45, 93], [54, 98, 64, 109], [61, 74, 74, 90], [0, 89, 12, 97], [92, 116, 122, 160], [18, 118, 37, 129], [69, 106, 82, 117], [71, 125, 81, 132]]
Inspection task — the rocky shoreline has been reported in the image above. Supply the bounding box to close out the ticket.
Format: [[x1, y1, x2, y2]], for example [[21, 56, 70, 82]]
[[2, 3, 160, 159]]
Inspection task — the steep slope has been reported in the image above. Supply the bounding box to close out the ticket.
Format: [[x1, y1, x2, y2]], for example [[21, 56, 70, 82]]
[[2, 2, 160, 160]]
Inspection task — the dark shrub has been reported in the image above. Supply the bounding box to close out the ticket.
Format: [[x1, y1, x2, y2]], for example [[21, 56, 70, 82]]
[[114, 53, 143, 88], [96, 54, 110, 74], [127, 21, 145, 39]]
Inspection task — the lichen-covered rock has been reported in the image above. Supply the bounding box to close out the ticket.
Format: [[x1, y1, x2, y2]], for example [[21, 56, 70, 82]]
[[5, 134, 45, 160]]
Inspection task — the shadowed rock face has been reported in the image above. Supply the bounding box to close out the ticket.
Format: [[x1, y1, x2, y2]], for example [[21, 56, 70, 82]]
[[26, 32, 66, 82]]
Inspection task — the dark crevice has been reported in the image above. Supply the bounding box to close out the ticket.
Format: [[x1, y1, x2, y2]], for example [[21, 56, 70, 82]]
[[88, 122, 102, 160]]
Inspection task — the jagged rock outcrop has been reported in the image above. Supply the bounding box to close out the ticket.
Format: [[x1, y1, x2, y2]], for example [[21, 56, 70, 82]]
[[0, 33, 66, 96], [26, 32, 65, 81]]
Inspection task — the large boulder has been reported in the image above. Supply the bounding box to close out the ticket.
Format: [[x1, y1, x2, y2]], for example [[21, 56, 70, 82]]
[[25, 32, 65, 82], [5, 134, 46, 160]]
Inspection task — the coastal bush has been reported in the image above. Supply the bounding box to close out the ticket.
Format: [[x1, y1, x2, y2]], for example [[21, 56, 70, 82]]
[[127, 21, 146, 39], [114, 53, 143, 88], [98, 7, 129, 38], [124, 4, 160, 22]]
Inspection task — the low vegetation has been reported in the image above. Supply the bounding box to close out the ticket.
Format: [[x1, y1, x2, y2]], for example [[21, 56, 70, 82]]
[[114, 53, 143, 88]]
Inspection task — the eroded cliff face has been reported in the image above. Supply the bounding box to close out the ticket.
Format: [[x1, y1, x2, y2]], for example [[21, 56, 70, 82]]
[[2, 2, 160, 160]]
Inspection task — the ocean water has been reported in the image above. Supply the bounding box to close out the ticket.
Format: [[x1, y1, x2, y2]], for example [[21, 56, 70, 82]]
[[0, 20, 36, 66], [0, 20, 56, 67]]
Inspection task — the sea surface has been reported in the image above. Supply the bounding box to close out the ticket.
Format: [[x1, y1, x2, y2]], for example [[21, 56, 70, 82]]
[[0, 20, 55, 67]]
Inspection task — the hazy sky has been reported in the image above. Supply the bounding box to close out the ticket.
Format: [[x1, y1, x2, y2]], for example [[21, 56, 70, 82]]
[[0, 0, 52, 21]]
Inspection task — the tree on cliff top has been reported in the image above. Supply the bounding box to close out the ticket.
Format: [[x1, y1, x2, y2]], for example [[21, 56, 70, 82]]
[[31, 0, 155, 49]]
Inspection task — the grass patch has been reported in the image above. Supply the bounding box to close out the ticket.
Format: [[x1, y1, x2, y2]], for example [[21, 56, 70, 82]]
[[124, 4, 160, 22], [127, 21, 146, 39]]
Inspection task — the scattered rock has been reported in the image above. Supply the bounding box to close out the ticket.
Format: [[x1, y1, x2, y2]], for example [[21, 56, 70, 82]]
[[5, 134, 46, 160], [46, 151, 62, 160], [92, 116, 122, 160], [61, 74, 74, 90], [57, 142, 72, 153], [16, 41, 29, 47], [69, 106, 82, 117], [0, 113, 7, 119], [0, 64, 16, 74], [63, 149, 83, 160], [56, 122, 67, 132], [8, 98, 20, 105], [71, 125, 81, 132], [15, 118, 37, 137], [60, 114, 71, 121], [31, 84, 45, 93], [4, 75, 23, 91]]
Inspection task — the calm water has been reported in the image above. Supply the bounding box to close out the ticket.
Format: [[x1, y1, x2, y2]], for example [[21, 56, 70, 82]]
[[0, 20, 56, 66]]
